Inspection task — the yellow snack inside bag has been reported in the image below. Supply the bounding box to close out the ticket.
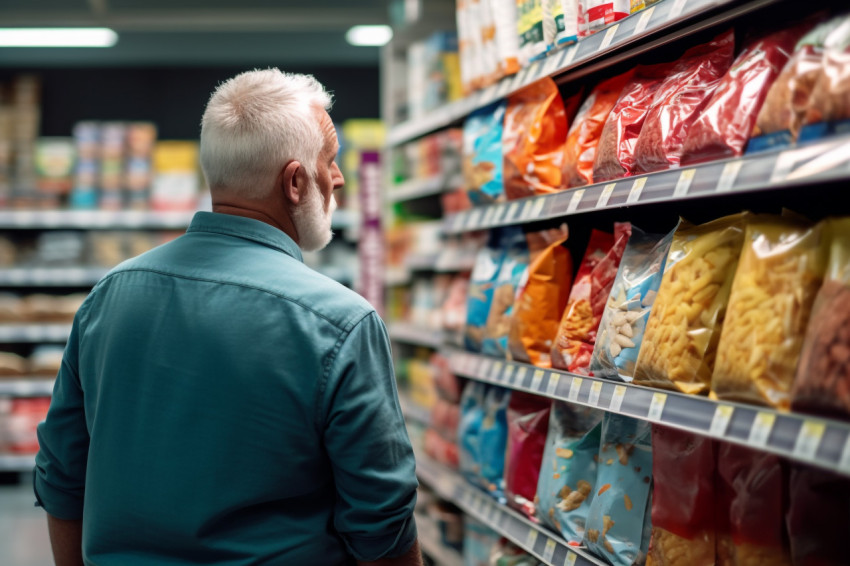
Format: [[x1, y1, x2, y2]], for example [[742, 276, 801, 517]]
[[634, 212, 749, 395], [711, 216, 828, 410]]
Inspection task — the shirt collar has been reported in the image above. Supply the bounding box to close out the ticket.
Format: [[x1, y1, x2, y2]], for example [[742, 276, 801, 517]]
[[187, 211, 303, 263]]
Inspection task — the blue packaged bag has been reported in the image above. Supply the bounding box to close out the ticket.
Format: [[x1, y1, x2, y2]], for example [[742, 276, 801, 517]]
[[462, 100, 507, 205], [465, 230, 504, 352], [458, 381, 511, 498], [482, 226, 530, 357]]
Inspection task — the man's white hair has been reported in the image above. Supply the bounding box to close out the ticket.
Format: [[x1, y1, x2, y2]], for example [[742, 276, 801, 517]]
[[200, 68, 332, 198]]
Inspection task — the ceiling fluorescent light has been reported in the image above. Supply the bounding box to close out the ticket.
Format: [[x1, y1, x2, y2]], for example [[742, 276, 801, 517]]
[[0, 28, 118, 48], [346, 25, 392, 47]]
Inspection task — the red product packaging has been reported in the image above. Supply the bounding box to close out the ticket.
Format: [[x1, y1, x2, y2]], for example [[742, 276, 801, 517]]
[[551, 223, 631, 374], [786, 464, 850, 566], [648, 425, 715, 566], [504, 391, 551, 518], [424, 427, 460, 469], [681, 25, 810, 165], [634, 30, 735, 173], [593, 63, 672, 182], [563, 71, 633, 188], [3, 397, 51, 454]]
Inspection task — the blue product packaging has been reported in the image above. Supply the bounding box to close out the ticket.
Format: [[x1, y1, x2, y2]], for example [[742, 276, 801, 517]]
[[481, 226, 530, 357], [462, 100, 507, 205], [464, 230, 504, 352]]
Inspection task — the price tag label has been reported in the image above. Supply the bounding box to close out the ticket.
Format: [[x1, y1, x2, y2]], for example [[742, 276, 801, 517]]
[[466, 207, 484, 228], [568, 377, 583, 402], [610, 385, 627, 412], [597, 183, 617, 207], [486, 501, 499, 522], [709, 405, 734, 437], [626, 177, 648, 204], [520, 200, 535, 220], [566, 553, 577, 566], [482, 206, 497, 226], [503, 364, 516, 384], [492, 361, 505, 381], [526, 529, 539, 548], [840, 434, 850, 474], [543, 538, 557, 562], [634, 6, 655, 35], [567, 188, 585, 212], [674, 168, 696, 197], [561, 45, 578, 68], [506, 201, 521, 221], [670, 0, 687, 19], [514, 366, 529, 387], [588, 381, 603, 406], [770, 149, 798, 182], [531, 369, 545, 391], [648, 392, 668, 422], [497, 77, 512, 97], [716, 160, 743, 192], [748, 412, 776, 447], [546, 372, 561, 396], [544, 52, 562, 75], [531, 197, 546, 218], [479, 359, 494, 378], [794, 420, 826, 461], [599, 24, 620, 50]]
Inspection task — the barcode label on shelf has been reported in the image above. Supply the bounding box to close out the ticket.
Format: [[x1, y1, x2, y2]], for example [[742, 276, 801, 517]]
[[543, 538, 557, 562], [507, 202, 521, 222], [544, 52, 562, 75], [674, 169, 696, 197], [597, 183, 617, 207], [749, 412, 776, 447], [709, 405, 734, 437], [670, 0, 687, 18], [503, 364, 517, 384], [568, 189, 585, 212], [588, 381, 603, 406], [566, 553, 577, 566], [627, 177, 647, 204], [531, 369, 545, 391], [716, 161, 743, 192], [482, 206, 497, 226], [526, 529, 538, 548], [840, 435, 850, 473], [634, 6, 655, 35], [610, 385, 627, 412], [562, 45, 578, 68], [568, 377, 583, 402], [647, 393, 667, 421], [599, 24, 619, 50], [531, 197, 546, 218], [794, 421, 826, 461], [514, 366, 528, 387], [479, 359, 493, 378], [492, 361, 504, 380], [497, 78, 512, 97], [547, 373, 561, 396]]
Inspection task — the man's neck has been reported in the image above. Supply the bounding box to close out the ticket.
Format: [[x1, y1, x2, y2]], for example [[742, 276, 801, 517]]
[[211, 202, 299, 244]]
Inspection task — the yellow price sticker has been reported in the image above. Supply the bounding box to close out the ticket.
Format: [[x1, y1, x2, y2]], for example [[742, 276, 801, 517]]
[[568, 377, 583, 402], [588, 381, 603, 406], [794, 420, 826, 460], [749, 412, 776, 447]]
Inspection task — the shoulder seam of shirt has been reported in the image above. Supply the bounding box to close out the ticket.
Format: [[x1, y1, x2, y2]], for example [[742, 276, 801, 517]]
[[98, 267, 366, 330], [189, 224, 300, 259]]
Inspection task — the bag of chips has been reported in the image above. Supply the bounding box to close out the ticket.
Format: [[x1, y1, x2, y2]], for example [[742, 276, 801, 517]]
[[634, 213, 749, 395], [557, 0, 580, 46], [465, 230, 504, 352], [647, 426, 715, 566], [457, 0, 481, 95], [517, 0, 548, 65], [536, 404, 603, 542], [552, 223, 631, 374], [463, 100, 508, 205], [583, 413, 653, 566], [503, 391, 551, 517], [490, 0, 522, 77], [799, 16, 850, 142], [503, 77, 573, 200], [591, 223, 677, 381], [508, 225, 573, 367], [593, 63, 672, 182], [634, 30, 735, 173], [786, 464, 850, 566], [483, 227, 530, 357], [563, 71, 633, 187], [459, 381, 512, 497], [711, 216, 828, 410], [579, 0, 608, 37], [681, 25, 808, 164], [477, 0, 503, 87]]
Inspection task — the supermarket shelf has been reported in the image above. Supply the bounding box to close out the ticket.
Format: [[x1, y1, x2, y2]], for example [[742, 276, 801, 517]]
[[0, 324, 72, 343], [448, 350, 850, 478], [416, 453, 605, 566], [405, 253, 440, 272], [442, 136, 850, 234], [386, 252, 475, 286], [0, 267, 109, 286], [388, 174, 463, 204], [331, 209, 358, 231], [388, 322, 443, 349], [0, 378, 54, 396], [0, 454, 35, 472], [387, 0, 774, 146], [0, 209, 195, 229], [399, 391, 431, 427], [415, 511, 464, 566]]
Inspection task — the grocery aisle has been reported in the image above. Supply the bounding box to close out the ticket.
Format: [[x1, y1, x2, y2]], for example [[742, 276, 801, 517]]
[[0, 475, 52, 566]]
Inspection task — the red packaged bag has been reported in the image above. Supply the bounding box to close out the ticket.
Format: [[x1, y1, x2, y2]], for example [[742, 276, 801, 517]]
[[563, 72, 633, 187], [786, 464, 850, 566], [681, 25, 809, 165], [648, 425, 715, 566], [593, 63, 672, 182], [551, 223, 631, 374], [424, 427, 460, 469], [504, 391, 551, 518], [634, 30, 735, 173]]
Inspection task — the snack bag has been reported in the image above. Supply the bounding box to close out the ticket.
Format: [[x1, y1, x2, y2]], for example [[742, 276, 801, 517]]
[[750, 17, 843, 151], [459, 382, 511, 496], [712, 217, 828, 410], [799, 17, 850, 142], [786, 464, 850, 566], [557, 0, 580, 46], [552, 223, 631, 374], [563, 72, 633, 187], [633, 30, 735, 173], [542, 0, 564, 51], [583, 413, 653, 566], [593, 63, 672, 182], [503, 391, 550, 517], [580, 0, 609, 37], [630, 0, 645, 15], [634, 213, 749, 395], [478, 0, 503, 87], [483, 227, 530, 357], [457, 0, 482, 94], [590, 223, 677, 381], [517, 0, 548, 65], [681, 25, 809, 164], [536, 404, 603, 542], [792, 217, 850, 421], [491, 0, 522, 77], [647, 426, 715, 566], [507, 225, 573, 367], [608, 0, 629, 24], [465, 230, 504, 352], [503, 77, 572, 200], [463, 100, 508, 205], [715, 443, 791, 566]]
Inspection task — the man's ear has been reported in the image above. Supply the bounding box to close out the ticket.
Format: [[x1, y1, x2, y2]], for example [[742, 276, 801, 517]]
[[280, 160, 303, 205]]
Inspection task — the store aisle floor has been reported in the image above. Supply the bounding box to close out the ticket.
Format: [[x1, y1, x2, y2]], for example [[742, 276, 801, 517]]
[[0, 474, 52, 566]]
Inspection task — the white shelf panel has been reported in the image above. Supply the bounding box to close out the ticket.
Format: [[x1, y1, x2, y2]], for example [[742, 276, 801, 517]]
[[448, 350, 850, 478], [388, 174, 463, 204], [0, 324, 72, 343], [388, 322, 443, 349], [0, 454, 36, 472], [0, 378, 54, 396], [0, 267, 109, 286], [0, 210, 195, 229]]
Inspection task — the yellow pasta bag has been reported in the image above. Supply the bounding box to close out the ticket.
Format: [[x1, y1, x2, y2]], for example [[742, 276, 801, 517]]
[[634, 213, 749, 395], [711, 216, 828, 410]]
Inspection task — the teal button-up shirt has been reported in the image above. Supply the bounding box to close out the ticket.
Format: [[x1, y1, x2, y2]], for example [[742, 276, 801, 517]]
[[34, 211, 418, 565]]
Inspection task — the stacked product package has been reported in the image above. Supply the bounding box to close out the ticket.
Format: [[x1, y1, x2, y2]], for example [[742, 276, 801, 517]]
[[0, 75, 42, 207]]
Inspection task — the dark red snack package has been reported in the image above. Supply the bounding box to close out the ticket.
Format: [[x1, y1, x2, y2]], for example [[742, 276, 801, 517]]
[[786, 464, 850, 566], [634, 30, 735, 173], [504, 391, 551, 518]]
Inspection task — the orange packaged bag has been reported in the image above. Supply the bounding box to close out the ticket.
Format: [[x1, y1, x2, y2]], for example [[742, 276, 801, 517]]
[[563, 71, 633, 188], [503, 77, 578, 200]]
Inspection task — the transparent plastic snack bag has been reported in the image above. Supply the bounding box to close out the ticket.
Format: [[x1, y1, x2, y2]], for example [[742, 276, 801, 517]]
[[799, 16, 850, 142], [482, 227, 530, 357]]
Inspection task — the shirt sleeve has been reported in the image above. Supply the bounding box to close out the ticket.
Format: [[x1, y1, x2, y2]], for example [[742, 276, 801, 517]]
[[321, 311, 418, 562], [34, 307, 90, 520]]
